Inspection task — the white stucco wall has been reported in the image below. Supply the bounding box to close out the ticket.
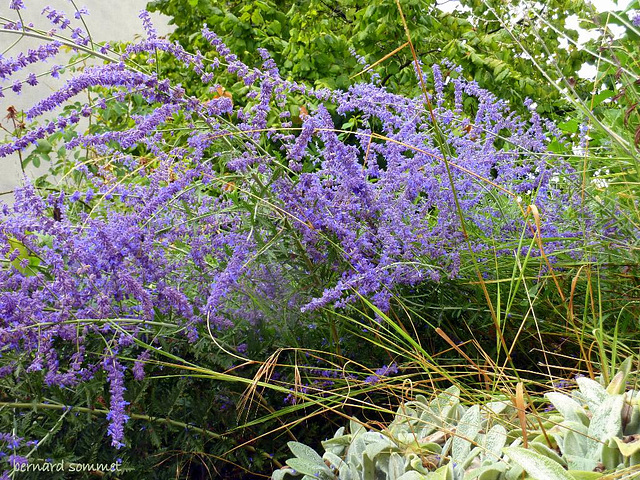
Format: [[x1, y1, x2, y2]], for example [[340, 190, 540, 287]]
[[0, 0, 173, 202]]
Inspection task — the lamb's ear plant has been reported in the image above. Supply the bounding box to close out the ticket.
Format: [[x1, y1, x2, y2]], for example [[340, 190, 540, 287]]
[[273, 359, 640, 480]]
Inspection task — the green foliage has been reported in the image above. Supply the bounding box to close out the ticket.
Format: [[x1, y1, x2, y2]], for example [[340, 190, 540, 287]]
[[147, 0, 603, 119]]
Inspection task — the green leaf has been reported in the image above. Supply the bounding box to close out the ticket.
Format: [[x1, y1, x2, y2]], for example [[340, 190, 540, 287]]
[[465, 463, 507, 480], [267, 20, 281, 35], [251, 9, 264, 24], [613, 435, 640, 457], [36, 139, 52, 153], [396, 472, 427, 480], [558, 120, 579, 133], [503, 447, 574, 480], [591, 90, 614, 108], [567, 472, 602, 480]]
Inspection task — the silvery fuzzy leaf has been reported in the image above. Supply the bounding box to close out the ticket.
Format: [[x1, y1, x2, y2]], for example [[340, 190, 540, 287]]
[[322, 435, 351, 456], [483, 424, 507, 461], [396, 432, 419, 445], [351, 418, 366, 438], [388, 452, 406, 480], [288, 441, 324, 464], [416, 423, 437, 440], [562, 429, 587, 460], [561, 454, 597, 472], [452, 405, 482, 463], [586, 394, 624, 458], [338, 463, 359, 480], [483, 400, 509, 416], [544, 392, 589, 426], [364, 435, 396, 461], [503, 447, 574, 480], [348, 435, 367, 466], [272, 467, 297, 480], [574, 377, 607, 412], [322, 452, 344, 471], [362, 448, 375, 480], [550, 420, 588, 459], [285, 458, 333, 480], [363, 431, 393, 445], [464, 463, 507, 480], [440, 437, 453, 461], [461, 446, 482, 470], [429, 387, 461, 417], [397, 472, 428, 480], [504, 462, 524, 480], [530, 441, 566, 467]]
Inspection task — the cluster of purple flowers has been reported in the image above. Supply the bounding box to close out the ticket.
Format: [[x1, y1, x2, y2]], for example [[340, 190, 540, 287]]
[[364, 363, 399, 385], [0, 432, 36, 476], [0, 4, 592, 449]]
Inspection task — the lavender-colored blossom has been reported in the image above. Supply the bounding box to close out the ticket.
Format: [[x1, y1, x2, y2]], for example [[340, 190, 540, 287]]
[[138, 10, 157, 39], [364, 363, 398, 385], [9, 0, 25, 10], [0, 14, 602, 450], [103, 357, 129, 449], [74, 7, 89, 20]]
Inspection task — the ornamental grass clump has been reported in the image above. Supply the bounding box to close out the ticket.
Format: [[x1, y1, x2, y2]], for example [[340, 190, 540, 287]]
[[0, 1, 606, 472]]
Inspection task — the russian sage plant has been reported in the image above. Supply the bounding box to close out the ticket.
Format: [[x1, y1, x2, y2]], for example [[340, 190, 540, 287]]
[[0, 1, 598, 472]]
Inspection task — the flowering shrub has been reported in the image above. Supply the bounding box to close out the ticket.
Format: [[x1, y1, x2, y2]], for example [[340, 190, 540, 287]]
[[0, 2, 600, 476]]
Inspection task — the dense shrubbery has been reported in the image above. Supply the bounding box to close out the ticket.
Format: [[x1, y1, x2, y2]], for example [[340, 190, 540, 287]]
[[1, 1, 639, 479]]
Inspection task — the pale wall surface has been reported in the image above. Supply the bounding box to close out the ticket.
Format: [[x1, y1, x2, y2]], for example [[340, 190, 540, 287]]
[[0, 0, 173, 201]]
